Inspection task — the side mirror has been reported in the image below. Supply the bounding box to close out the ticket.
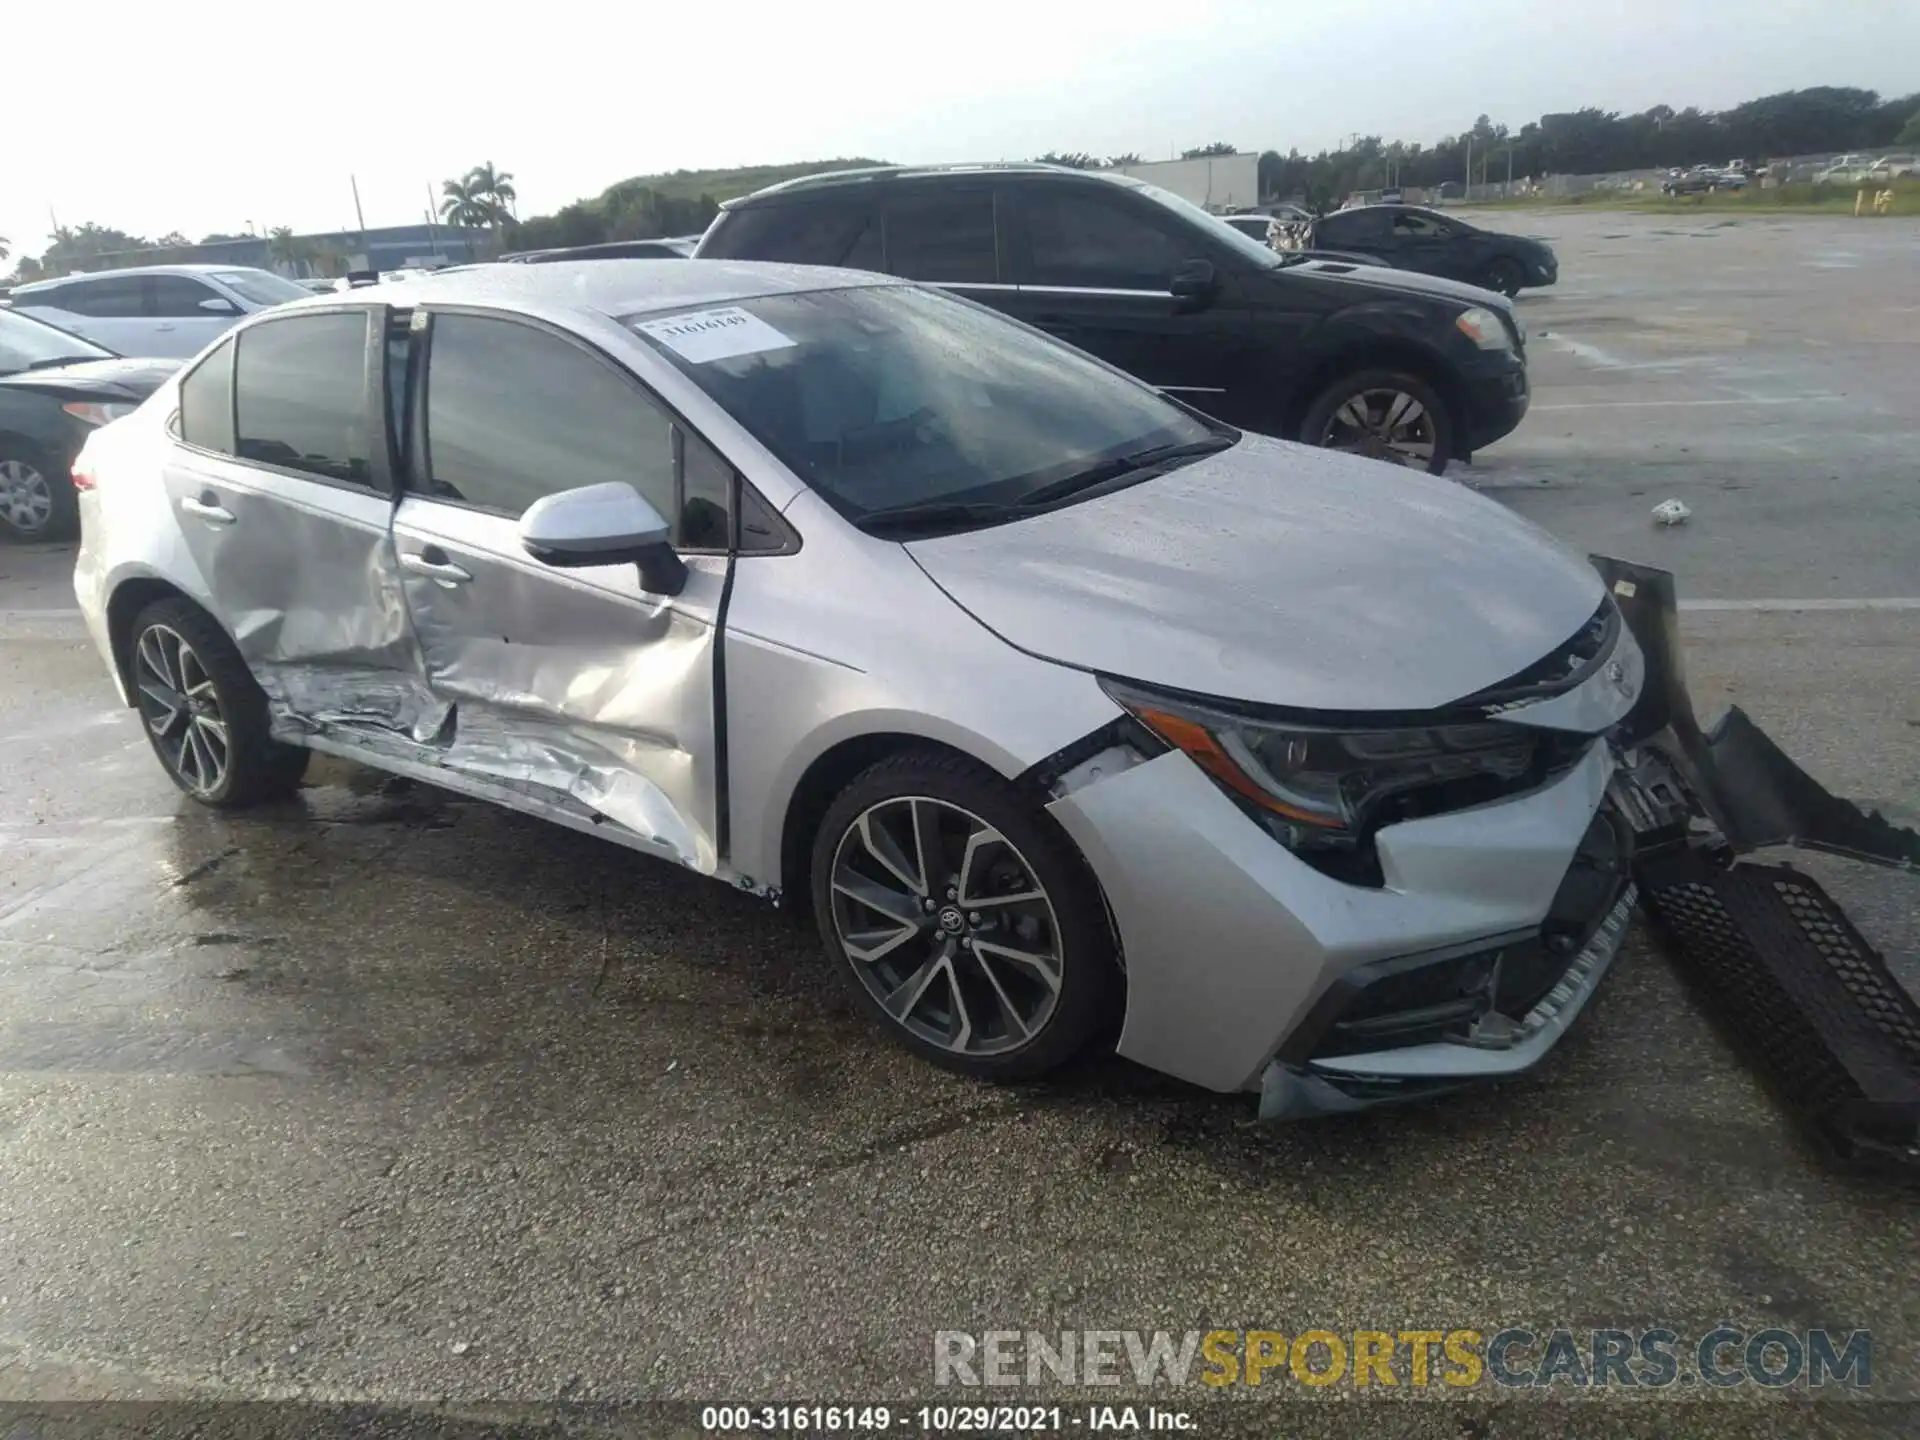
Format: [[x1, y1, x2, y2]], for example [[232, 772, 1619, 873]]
[[519, 482, 688, 596], [198, 296, 241, 315], [1169, 258, 1217, 311]]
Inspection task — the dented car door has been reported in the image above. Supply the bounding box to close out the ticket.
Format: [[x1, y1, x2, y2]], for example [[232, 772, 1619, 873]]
[[390, 308, 728, 871], [162, 305, 443, 741]]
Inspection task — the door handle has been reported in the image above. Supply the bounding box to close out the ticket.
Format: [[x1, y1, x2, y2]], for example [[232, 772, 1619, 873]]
[[180, 494, 235, 526], [155, 324, 177, 333], [400, 550, 473, 587]]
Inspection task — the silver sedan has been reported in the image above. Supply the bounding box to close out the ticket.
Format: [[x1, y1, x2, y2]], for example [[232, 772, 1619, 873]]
[[72, 259, 1646, 1117]]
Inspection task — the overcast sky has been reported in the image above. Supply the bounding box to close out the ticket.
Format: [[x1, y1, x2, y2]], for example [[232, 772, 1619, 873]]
[[4, 0, 1915, 262]]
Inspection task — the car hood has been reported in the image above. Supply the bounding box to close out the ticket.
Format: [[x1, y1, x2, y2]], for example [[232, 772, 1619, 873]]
[[905, 434, 1605, 714], [0, 356, 182, 399], [1283, 257, 1517, 314]]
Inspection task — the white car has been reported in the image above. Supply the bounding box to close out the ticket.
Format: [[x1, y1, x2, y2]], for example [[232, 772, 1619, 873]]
[[1814, 154, 1878, 183], [8, 264, 311, 359], [1869, 153, 1918, 180]]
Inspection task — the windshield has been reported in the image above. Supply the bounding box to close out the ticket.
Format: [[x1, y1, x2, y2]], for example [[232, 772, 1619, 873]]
[[212, 269, 311, 307], [1110, 177, 1282, 270], [628, 285, 1218, 525], [0, 307, 115, 373]]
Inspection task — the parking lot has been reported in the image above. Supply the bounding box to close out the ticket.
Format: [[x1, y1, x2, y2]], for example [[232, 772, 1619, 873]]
[[1, 209, 1916, 1436]]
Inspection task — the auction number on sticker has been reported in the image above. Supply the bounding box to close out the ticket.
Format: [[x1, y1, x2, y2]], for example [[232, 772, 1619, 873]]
[[701, 1406, 897, 1431]]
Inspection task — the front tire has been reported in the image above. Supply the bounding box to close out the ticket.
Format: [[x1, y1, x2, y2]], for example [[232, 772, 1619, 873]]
[[0, 444, 76, 543], [128, 598, 309, 807], [1299, 369, 1455, 475], [810, 750, 1117, 1080]]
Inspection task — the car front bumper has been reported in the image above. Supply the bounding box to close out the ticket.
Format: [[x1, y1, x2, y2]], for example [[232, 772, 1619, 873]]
[[1045, 730, 1628, 1111], [1457, 351, 1530, 452]]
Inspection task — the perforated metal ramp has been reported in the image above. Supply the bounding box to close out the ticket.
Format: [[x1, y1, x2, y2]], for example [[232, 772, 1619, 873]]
[[1638, 854, 1920, 1172]]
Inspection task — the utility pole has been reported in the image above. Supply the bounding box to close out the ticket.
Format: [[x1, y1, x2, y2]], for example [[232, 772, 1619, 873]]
[[350, 175, 367, 233], [1465, 136, 1473, 197]]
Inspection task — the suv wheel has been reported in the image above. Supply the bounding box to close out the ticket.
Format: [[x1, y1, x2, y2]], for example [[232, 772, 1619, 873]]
[[0, 445, 75, 542], [1300, 369, 1455, 474], [811, 750, 1117, 1080], [129, 598, 309, 807]]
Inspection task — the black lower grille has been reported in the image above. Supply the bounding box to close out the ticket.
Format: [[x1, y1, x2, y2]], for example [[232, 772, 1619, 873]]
[[1638, 855, 1920, 1170]]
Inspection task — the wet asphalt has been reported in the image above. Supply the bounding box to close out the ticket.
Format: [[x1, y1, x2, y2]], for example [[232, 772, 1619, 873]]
[[1, 210, 1917, 1438]]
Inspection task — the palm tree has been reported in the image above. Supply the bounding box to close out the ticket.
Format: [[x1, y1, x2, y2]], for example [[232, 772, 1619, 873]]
[[0, 235, 9, 264], [266, 226, 307, 274], [439, 174, 493, 230], [469, 161, 516, 219]]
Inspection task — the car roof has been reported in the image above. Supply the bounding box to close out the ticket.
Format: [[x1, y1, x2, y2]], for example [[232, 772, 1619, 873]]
[[723, 162, 1135, 209], [280, 258, 888, 321], [12, 263, 270, 292]]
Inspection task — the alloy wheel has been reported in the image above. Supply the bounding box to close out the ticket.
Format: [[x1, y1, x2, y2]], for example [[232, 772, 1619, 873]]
[[828, 796, 1063, 1057], [1316, 388, 1438, 468], [133, 624, 231, 797], [0, 459, 54, 536]]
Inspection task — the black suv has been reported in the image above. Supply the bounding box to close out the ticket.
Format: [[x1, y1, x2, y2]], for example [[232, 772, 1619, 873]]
[[695, 165, 1530, 473]]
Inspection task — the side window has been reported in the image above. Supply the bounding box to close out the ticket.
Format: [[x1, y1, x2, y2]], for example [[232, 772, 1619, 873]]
[[233, 312, 372, 485], [177, 336, 237, 455], [884, 190, 996, 282], [1021, 190, 1187, 290], [422, 312, 732, 548], [1319, 209, 1387, 245], [55, 276, 149, 318], [150, 275, 231, 318], [1391, 212, 1444, 239], [704, 200, 880, 270]]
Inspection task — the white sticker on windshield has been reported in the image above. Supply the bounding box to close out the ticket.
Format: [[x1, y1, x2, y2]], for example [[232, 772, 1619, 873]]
[[635, 307, 796, 364]]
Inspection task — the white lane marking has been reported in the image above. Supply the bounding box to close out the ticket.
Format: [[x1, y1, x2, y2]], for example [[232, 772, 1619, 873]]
[[1543, 334, 1631, 368], [1531, 396, 1846, 410], [1680, 598, 1920, 612]]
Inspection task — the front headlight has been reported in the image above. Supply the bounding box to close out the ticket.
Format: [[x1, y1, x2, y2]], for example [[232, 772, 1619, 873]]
[[62, 400, 137, 428], [1454, 307, 1513, 350], [1103, 679, 1545, 854]]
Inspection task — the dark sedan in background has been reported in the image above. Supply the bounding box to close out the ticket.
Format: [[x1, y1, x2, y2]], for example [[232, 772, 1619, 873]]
[[1311, 205, 1557, 295], [0, 309, 179, 540]]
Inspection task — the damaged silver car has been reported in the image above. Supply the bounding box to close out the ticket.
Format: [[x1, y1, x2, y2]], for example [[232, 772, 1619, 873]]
[[72, 260, 1907, 1125]]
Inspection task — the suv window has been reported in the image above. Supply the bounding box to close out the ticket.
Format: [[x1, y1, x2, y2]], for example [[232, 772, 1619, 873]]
[[1317, 209, 1389, 245], [150, 275, 232, 318], [421, 312, 731, 548], [178, 337, 237, 454], [46, 275, 149, 318], [884, 190, 996, 282], [702, 200, 880, 270], [1021, 188, 1188, 291], [233, 312, 372, 485]]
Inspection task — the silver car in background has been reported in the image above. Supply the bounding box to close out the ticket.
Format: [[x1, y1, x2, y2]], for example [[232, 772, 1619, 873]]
[[72, 260, 1649, 1117]]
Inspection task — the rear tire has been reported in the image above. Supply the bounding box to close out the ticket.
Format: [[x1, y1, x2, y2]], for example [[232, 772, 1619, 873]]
[[128, 598, 309, 808], [810, 749, 1117, 1080], [1299, 368, 1455, 475], [0, 443, 76, 543]]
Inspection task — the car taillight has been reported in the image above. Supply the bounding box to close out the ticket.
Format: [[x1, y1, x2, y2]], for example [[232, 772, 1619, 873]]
[[71, 455, 97, 491]]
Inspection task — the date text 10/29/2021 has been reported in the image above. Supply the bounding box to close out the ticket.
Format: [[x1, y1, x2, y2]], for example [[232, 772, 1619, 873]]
[[701, 1407, 1193, 1432]]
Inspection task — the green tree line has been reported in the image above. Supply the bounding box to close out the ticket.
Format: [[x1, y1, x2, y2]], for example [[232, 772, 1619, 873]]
[[7, 86, 1915, 283]]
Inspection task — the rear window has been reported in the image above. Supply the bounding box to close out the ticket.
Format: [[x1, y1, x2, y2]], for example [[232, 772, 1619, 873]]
[[233, 312, 372, 485], [699, 200, 881, 271]]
